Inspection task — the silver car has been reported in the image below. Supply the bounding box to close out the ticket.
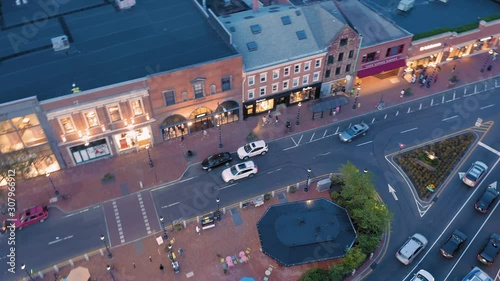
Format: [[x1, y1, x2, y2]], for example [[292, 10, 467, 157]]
[[462, 161, 488, 187], [338, 123, 369, 143], [396, 233, 428, 265]]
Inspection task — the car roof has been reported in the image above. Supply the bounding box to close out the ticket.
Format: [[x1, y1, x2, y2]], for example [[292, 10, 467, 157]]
[[400, 235, 426, 258], [462, 267, 493, 281], [472, 161, 488, 170], [237, 161, 255, 169], [452, 229, 468, 240], [250, 140, 266, 147], [415, 269, 434, 281]]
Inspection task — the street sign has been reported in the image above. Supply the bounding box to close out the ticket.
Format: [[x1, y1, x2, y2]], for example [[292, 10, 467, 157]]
[[475, 118, 483, 127]]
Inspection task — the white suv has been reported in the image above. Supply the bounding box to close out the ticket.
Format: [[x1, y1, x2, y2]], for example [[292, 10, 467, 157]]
[[221, 161, 258, 183], [237, 140, 268, 160], [411, 269, 434, 281], [396, 233, 428, 265]]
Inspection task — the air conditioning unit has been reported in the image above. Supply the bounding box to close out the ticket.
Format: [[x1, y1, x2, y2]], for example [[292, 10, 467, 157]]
[[51, 35, 70, 52]]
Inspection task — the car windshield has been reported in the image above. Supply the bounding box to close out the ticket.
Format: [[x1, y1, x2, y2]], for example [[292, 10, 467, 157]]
[[244, 144, 252, 153], [415, 274, 430, 281], [230, 166, 238, 175], [467, 173, 478, 181]]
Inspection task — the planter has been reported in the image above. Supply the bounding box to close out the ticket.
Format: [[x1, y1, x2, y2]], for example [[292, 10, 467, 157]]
[[102, 173, 116, 184]]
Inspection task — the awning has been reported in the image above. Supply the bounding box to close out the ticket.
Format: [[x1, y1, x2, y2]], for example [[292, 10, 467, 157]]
[[357, 59, 406, 78], [309, 96, 349, 113]]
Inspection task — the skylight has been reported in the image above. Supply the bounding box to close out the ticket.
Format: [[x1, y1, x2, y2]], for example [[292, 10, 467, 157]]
[[296, 30, 307, 40], [247, 41, 258, 52], [250, 24, 262, 34], [281, 16, 291, 25]]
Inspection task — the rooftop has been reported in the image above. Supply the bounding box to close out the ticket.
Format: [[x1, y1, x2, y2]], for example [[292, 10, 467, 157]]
[[219, 2, 349, 71], [0, 0, 237, 104]]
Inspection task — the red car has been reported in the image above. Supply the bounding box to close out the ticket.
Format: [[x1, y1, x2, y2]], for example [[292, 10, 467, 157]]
[[1, 205, 49, 232]]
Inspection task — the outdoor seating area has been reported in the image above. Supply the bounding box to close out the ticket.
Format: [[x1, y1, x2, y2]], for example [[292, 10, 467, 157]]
[[220, 248, 252, 273]]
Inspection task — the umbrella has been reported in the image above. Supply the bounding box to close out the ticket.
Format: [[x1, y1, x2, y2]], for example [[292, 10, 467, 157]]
[[240, 278, 255, 281], [67, 266, 90, 281]]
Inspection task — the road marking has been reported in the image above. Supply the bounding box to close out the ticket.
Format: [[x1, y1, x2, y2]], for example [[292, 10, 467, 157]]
[[453, 91, 456, 100], [313, 152, 331, 159], [112, 201, 125, 244], [151, 176, 195, 192], [480, 104, 495, 110], [371, 118, 375, 124], [64, 208, 90, 218], [388, 184, 398, 201], [219, 183, 237, 190], [168, 202, 179, 207], [400, 127, 418, 134], [266, 168, 282, 174], [323, 130, 328, 138], [384, 114, 387, 119], [419, 103, 422, 110], [442, 95, 445, 103], [407, 107, 411, 113], [138, 193, 152, 235], [334, 127, 339, 135], [430, 99, 434, 106], [309, 132, 315, 142], [348, 123, 352, 128], [478, 141, 500, 156], [356, 141, 373, 147], [48, 235, 74, 245], [442, 115, 458, 121], [395, 111, 399, 116]]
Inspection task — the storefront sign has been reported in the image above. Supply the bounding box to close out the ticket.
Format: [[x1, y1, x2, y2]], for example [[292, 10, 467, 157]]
[[361, 56, 402, 69], [195, 113, 206, 118], [255, 98, 266, 103], [419, 43, 442, 51], [480, 36, 492, 42]]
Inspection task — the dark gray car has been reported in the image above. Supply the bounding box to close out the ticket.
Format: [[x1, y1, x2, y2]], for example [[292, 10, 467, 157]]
[[339, 123, 369, 143]]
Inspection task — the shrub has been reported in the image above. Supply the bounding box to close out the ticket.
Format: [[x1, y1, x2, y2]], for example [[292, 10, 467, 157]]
[[300, 268, 331, 281], [449, 75, 459, 83], [264, 193, 271, 201], [356, 233, 381, 254], [103, 173, 114, 180], [289, 185, 297, 193], [330, 191, 340, 200], [174, 223, 183, 231]]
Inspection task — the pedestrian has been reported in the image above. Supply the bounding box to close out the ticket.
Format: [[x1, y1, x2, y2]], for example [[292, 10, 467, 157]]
[[452, 65, 456, 72], [180, 135, 184, 142], [433, 74, 438, 83], [419, 74, 424, 82], [275, 115, 279, 124], [149, 256, 152, 262], [401, 70, 406, 78], [400, 89, 405, 98], [133, 262, 136, 268], [411, 74, 416, 84], [411, 69, 415, 75], [421, 78, 426, 88], [195, 226, 200, 235], [202, 130, 208, 139], [159, 264, 164, 273], [262, 116, 267, 126]]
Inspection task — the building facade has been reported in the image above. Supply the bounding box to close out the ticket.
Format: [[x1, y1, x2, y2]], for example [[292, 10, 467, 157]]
[[147, 56, 243, 142]]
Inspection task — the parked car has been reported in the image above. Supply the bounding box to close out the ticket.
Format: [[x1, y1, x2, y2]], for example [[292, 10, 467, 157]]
[[474, 184, 499, 213], [237, 140, 268, 160], [1, 205, 49, 233], [338, 123, 369, 143], [462, 161, 488, 187], [440, 229, 467, 258], [221, 161, 258, 183], [396, 233, 428, 265], [201, 152, 232, 171], [461, 266, 493, 281], [477, 233, 500, 266], [410, 269, 434, 281]]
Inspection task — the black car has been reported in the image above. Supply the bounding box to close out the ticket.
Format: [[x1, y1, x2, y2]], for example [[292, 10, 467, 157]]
[[440, 229, 467, 258], [474, 185, 499, 213], [477, 233, 500, 266], [201, 152, 232, 171]]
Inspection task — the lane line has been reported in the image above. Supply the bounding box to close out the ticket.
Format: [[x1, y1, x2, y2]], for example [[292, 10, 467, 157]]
[[480, 104, 495, 110], [431, 99, 434, 106], [400, 127, 418, 134], [323, 130, 327, 138], [419, 103, 422, 110], [442, 115, 458, 121], [266, 168, 282, 174], [384, 114, 387, 119], [395, 111, 399, 116], [219, 183, 237, 190], [64, 208, 90, 218], [442, 95, 445, 103], [478, 141, 500, 156], [296, 135, 303, 145], [48, 235, 74, 246], [309, 132, 315, 142], [151, 177, 195, 192], [407, 107, 411, 113], [371, 118, 375, 124], [334, 127, 339, 135], [356, 141, 373, 147]]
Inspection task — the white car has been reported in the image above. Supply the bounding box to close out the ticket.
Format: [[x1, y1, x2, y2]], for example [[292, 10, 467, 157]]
[[237, 140, 268, 160], [462, 161, 488, 187], [221, 161, 258, 183], [411, 269, 434, 281], [396, 233, 428, 265]]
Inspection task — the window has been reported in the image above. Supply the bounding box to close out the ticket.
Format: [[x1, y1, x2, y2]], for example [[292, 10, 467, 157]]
[[193, 83, 204, 99], [304, 61, 311, 71], [313, 72, 320, 82], [302, 75, 309, 85], [346, 64, 351, 73], [335, 67, 341, 75], [84, 110, 99, 128], [294, 64, 301, 74], [338, 52, 344, 62], [248, 76, 255, 86], [340, 38, 348, 47], [107, 105, 122, 122], [315, 58, 321, 68], [210, 84, 216, 95], [259, 86, 266, 96], [362, 51, 380, 63], [273, 69, 280, 80], [260, 73, 267, 83], [327, 55, 334, 65], [349, 50, 354, 59], [292, 77, 299, 87], [130, 99, 144, 116], [182, 91, 188, 102], [283, 80, 289, 90], [325, 69, 331, 78], [386, 44, 404, 57], [221, 76, 231, 91], [163, 90, 176, 106], [272, 83, 279, 93], [248, 89, 255, 99], [59, 116, 75, 133], [284, 67, 290, 76]]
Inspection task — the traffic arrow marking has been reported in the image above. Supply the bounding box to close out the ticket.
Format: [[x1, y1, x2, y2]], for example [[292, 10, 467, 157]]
[[488, 181, 497, 190], [388, 184, 398, 201], [458, 172, 465, 180]]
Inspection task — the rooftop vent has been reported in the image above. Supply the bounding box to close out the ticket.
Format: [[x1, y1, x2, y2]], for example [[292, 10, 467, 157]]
[[51, 35, 70, 52], [295, 10, 301, 16], [281, 16, 291, 25], [296, 30, 307, 40], [250, 24, 262, 34], [247, 41, 258, 52]]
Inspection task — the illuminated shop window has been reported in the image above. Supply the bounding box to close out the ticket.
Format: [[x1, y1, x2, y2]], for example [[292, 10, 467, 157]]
[[59, 116, 75, 133], [107, 105, 122, 122], [84, 110, 99, 127], [130, 99, 144, 116]]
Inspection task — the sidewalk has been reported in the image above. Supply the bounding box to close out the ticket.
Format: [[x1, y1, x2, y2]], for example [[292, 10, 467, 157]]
[[4, 52, 499, 215]]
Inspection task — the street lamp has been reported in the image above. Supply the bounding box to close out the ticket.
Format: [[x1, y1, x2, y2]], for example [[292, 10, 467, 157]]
[[215, 197, 221, 221], [295, 102, 302, 125], [46, 173, 60, 197], [100, 234, 113, 258], [305, 168, 312, 192], [146, 144, 154, 168], [159, 216, 168, 240], [106, 265, 116, 281], [215, 115, 223, 148], [20, 264, 35, 281]]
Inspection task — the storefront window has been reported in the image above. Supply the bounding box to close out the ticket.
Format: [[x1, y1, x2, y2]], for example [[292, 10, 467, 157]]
[[84, 111, 99, 128], [108, 105, 122, 122], [60, 117, 75, 133], [447, 46, 467, 60], [0, 132, 23, 153], [0, 120, 14, 134], [131, 99, 144, 116], [20, 125, 46, 148], [114, 127, 151, 151], [70, 139, 111, 164], [255, 99, 274, 113]]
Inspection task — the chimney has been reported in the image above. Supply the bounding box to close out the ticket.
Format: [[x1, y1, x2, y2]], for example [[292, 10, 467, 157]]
[[253, 0, 259, 12]]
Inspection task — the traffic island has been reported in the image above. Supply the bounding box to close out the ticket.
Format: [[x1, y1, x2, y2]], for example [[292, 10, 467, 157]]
[[395, 132, 476, 199]]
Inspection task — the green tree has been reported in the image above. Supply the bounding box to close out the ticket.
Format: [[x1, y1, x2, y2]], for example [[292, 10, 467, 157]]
[[338, 162, 376, 212], [356, 233, 381, 254], [350, 200, 392, 235], [300, 268, 331, 281], [0, 148, 36, 183]]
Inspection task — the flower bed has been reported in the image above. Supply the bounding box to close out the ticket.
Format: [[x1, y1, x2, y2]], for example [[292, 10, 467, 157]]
[[395, 133, 476, 199]]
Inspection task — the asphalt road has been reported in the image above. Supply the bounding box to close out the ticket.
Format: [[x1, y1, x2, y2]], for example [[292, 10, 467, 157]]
[[0, 205, 107, 281]]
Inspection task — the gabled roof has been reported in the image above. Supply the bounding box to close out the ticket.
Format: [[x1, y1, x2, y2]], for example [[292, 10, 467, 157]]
[[220, 2, 349, 71]]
